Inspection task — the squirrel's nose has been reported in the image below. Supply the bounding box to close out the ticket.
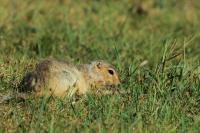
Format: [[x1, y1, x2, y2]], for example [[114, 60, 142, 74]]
[[115, 77, 121, 85]]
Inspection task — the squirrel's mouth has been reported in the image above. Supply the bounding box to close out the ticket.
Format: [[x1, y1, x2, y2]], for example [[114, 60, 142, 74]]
[[95, 85, 121, 95]]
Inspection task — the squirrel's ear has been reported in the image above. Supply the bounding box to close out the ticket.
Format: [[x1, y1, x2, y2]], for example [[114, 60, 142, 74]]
[[96, 62, 102, 69], [91, 61, 103, 69]]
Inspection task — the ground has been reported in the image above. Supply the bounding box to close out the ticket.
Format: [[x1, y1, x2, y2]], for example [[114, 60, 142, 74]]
[[0, 0, 200, 132]]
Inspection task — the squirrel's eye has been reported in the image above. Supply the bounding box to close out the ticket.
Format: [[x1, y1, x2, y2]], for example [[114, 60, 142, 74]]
[[108, 69, 114, 75]]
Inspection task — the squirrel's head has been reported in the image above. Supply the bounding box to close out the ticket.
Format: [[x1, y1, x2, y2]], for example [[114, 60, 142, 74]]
[[87, 60, 120, 89]]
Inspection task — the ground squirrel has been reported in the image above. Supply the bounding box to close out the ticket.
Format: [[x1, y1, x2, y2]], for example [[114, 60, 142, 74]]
[[18, 59, 120, 98]]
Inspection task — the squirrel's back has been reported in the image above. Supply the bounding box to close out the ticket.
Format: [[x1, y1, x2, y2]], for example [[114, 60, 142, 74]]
[[20, 59, 88, 97]]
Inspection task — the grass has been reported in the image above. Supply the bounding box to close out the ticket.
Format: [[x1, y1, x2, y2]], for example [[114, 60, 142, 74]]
[[0, 0, 200, 132]]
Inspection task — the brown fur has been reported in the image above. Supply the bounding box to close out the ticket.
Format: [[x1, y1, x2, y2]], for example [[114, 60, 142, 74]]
[[19, 59, 120, 98]]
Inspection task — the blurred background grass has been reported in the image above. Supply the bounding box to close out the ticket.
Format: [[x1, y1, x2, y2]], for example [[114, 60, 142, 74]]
[[0, 0, 200, 132]]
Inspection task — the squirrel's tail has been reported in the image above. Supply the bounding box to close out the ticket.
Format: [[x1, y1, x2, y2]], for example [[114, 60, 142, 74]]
[[0, 72, 36, 104], [0, 94, 13, 104], [0, 93, 30, 104]]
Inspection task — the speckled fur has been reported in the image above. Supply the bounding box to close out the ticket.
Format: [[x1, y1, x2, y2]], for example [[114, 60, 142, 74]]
[[19, 59, 120, 98]]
